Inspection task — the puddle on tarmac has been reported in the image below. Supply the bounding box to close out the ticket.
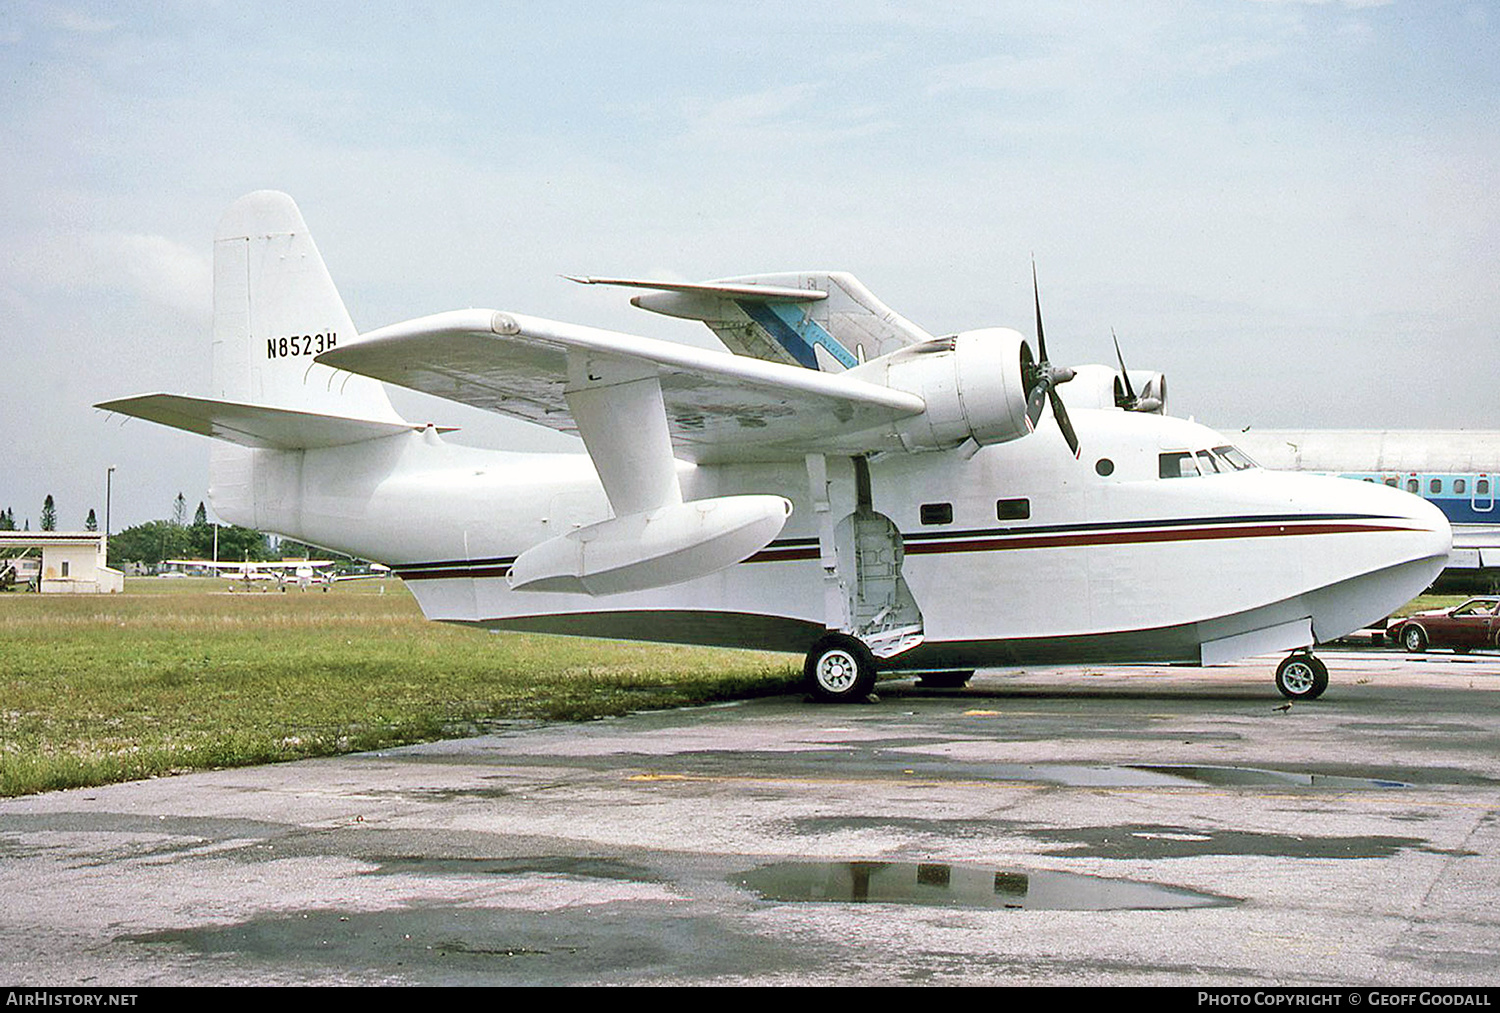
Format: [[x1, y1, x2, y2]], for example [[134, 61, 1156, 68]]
[[1125, 765, 1411, 789], [882, 762, 1412, 789], [733, 861, 1235, 911]]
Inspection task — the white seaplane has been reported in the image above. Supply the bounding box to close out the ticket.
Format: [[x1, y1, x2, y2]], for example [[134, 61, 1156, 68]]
[[99, 192, 1450, 702]]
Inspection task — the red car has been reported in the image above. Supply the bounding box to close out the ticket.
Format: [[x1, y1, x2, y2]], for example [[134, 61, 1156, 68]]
[[1388, 597, 1500, 654]]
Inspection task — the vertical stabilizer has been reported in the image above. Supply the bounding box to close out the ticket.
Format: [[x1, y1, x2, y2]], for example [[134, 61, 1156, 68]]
[[212, 190, 403, 422], [209, 191, 404, 531]]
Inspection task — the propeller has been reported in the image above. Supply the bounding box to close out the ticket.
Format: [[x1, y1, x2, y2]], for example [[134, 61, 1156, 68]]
[[1023, 263, 1080, 457], [1110, 328, 1163, 413]]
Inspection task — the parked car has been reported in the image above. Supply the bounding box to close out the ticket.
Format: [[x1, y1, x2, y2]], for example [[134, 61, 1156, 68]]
[[1387, 597, 1500, 654]]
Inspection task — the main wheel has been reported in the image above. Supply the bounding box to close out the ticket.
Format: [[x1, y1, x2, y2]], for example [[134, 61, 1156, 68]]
[[1275, 654, 1328, 700], [1402, 624, 1427, 653], [804, 634, 877, 704]]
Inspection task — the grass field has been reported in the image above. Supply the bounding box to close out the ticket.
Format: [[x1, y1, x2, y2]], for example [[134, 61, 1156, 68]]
[[0, 578, 799, 797]]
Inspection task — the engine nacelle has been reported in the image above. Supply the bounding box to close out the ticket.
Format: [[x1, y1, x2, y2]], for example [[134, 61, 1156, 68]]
[[1058, 364, 1168, 414], [849, 328, 1033, 452]]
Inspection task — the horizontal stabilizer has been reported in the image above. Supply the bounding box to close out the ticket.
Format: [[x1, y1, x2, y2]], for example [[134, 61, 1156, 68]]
[[316, 309, 927, 463], [96, 393, 436, 450]]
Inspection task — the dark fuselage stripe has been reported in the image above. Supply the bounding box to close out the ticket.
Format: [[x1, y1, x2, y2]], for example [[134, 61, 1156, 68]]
[[744, 521, 1419, 564], [390, 516, 1422, 580]]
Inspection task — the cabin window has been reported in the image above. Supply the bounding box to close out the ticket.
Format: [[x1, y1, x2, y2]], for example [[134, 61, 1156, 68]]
[[1159, 452, 1199, 479], [1384, 476, 1398, 487], [1456, 479, 1467, 494], [1095, 458, 1114, 477], [920, 502, 953, 525], [996, 498, 1030, 521], [1213, 446, 1257, 471], [1406, 478, 1420, 493], [1480, 479, 1491, 496], [1430, 478, 1443, 495]]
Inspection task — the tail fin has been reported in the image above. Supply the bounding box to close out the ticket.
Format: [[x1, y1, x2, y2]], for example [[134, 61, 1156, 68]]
[[211, 190, 404, 422], [97, 192, 416, 535], [206, 192, 403, 532]]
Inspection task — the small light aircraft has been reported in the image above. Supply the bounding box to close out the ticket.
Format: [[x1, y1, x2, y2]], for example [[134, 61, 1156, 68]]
[[99, 192, 1450, 702], [169, 558, 335, 590]]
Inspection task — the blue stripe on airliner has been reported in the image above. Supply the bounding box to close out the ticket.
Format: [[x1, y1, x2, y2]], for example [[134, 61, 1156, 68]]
[[737, 299, 858, 370], [1335, 473, 1495, 524]]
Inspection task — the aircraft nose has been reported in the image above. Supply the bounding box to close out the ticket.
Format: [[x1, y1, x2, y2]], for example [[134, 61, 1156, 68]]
[[1386, 483, 1452, 560]]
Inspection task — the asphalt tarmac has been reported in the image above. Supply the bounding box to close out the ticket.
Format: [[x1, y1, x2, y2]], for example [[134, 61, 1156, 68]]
[[3, 649, 1499, 986]]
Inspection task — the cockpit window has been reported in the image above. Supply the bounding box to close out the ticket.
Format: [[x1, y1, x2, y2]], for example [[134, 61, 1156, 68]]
[[1212, 446, 1257, 471], [1196, 451, 1221, 474], [1159, 452, 1200, 479]]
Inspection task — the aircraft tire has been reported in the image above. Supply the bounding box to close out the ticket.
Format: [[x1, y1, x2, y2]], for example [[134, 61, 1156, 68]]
[[805, 634, 877, 704], [1402, 625, 1427, 654], [1275, 654, 1328, 701]]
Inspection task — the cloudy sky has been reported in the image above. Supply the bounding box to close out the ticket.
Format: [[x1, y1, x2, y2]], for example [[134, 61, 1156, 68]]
[[2, 0, 1496, 531]]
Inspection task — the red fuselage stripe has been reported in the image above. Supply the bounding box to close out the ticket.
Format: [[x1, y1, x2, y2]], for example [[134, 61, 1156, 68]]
[[743, 522, 1420, 564]]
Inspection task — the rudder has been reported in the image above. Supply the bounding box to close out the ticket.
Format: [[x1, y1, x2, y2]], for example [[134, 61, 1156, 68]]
[[211, 190, 403, 422]]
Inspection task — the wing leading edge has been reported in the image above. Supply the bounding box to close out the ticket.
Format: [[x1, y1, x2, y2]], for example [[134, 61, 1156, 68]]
[[315, 309, 926, 464]]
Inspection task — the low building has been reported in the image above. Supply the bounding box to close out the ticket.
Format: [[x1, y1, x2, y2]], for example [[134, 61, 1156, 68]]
[[0, 532, 124, 593]]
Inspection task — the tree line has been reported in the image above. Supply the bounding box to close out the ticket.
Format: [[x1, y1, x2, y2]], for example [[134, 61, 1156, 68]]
[[0, 492, 280, 567]]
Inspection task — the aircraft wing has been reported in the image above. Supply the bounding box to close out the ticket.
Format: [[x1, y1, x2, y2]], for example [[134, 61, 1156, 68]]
[[567, 272, 933, 372], [316, 309, 926, 464]]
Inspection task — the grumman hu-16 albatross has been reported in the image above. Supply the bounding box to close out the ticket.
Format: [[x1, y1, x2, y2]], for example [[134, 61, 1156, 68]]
[[97, 192, 1451, 703]]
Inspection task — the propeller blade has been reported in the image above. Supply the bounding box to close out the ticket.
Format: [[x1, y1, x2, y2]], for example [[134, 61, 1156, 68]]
[[1049, 387, 1080, 457], [1026, 383, 1048, 428], [1031, 261, 1048, 364], [1111, 328, 1138, 404]]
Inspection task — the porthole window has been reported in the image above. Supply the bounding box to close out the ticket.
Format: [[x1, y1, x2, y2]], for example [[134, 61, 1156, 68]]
[[1406, 478, 1419, 493], [1480, 479, 1491, 496], [1456, 479, 1467, 495], [1384, 477, 1398, 488], [920, 502, 953, 525], [1430, 478, 1443, 495], [996, 498, 1030, 521], [1095, 458, 1114, 477]]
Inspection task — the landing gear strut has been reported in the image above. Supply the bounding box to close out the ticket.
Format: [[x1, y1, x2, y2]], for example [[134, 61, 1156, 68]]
[[1274, 651, 1328, 701], [804, 633, 878, 704]]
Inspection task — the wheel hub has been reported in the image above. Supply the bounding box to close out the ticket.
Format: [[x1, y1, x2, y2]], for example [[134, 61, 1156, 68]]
[[816, 650, 858, 692], [1281, 661, 1315, 694]]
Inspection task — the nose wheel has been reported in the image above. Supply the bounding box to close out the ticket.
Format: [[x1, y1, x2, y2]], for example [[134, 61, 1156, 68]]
[[1274, 652, 1328, 700]]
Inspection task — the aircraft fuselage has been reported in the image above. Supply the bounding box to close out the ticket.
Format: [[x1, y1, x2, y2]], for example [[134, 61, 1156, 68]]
[[211, 407, 1450, 669]]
